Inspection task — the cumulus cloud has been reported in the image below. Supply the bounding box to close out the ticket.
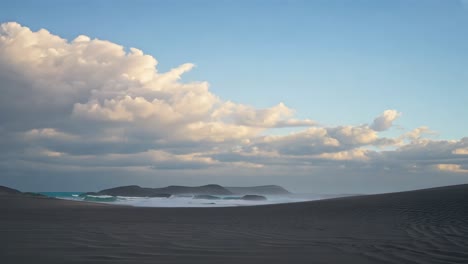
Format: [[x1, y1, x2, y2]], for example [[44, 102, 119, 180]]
[[1, 22, 467, 191], [453, 148, 468, 155], [327, 125, 377, 145], [257, 127, 340, 155], [23, 128, 78, 141], [0, 22, 316, 146], [436, 164, 468, 173], [315, 149, 370, 161], [403, 126, 435, 141], [211, 101, 316, 128], [370, 110, 401, 131]]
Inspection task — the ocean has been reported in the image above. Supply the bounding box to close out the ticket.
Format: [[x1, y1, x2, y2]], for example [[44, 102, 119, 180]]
[[39, 192, 341, 207]]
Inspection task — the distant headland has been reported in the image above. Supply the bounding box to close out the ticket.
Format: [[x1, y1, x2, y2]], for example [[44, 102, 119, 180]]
[[88, 184, 290, 198]]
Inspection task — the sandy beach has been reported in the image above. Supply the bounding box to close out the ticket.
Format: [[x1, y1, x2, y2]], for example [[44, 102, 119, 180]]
[[1, 184, 468, 264]]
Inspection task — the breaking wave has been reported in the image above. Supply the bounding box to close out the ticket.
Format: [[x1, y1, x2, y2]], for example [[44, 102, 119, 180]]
[[44, 193, 351, 207]]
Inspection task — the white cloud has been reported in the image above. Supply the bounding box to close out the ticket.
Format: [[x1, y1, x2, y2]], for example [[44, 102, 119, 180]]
[[315, 149, 370, 161], [258, 127, 340, 155], [327, 125, 377, 145], [212, 101, 316, 128], [0, 22, 314, 146], [41, 149, 64, 157], [403, 126, 436, 141], [436, 164, 468, 173], [370, 109, 401, 131], [452, 148, 468, 155], [23, 128, 78, 141]]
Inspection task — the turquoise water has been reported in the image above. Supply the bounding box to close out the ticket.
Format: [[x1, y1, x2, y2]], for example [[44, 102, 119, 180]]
[[41, 192, 120, 202], [40, 192, 84, 198]]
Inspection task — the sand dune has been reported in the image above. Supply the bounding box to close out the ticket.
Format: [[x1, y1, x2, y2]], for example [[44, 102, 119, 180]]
[[1, 184, 468, 263]]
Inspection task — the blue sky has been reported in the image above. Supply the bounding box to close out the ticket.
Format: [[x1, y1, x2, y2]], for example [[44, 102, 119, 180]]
[[3, 0, 468, 138], [0, 0, 467, 192]]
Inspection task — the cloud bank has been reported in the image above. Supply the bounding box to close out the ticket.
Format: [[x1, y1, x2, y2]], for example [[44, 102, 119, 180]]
[[0, 22, 467, 192]]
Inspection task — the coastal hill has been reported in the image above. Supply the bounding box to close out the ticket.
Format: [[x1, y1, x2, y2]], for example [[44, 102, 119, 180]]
[[95, 184, 290, 197], [0, 185, 46, 198], [97, 184, 233, 197], [0, 185, 21, 195]]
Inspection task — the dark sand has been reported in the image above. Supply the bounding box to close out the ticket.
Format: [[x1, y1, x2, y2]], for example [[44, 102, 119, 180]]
[[1, 185, 468, 264]]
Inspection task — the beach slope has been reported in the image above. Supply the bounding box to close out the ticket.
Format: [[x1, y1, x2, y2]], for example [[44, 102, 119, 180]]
[[1, 184, 467, 263]]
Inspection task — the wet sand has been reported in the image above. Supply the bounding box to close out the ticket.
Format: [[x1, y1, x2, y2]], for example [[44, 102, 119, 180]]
[[1, 184, 468, 263]]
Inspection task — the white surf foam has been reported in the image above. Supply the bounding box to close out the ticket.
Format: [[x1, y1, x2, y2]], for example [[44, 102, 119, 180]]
[[109, 194, 329, 207], [57, 193, 350, 207]]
